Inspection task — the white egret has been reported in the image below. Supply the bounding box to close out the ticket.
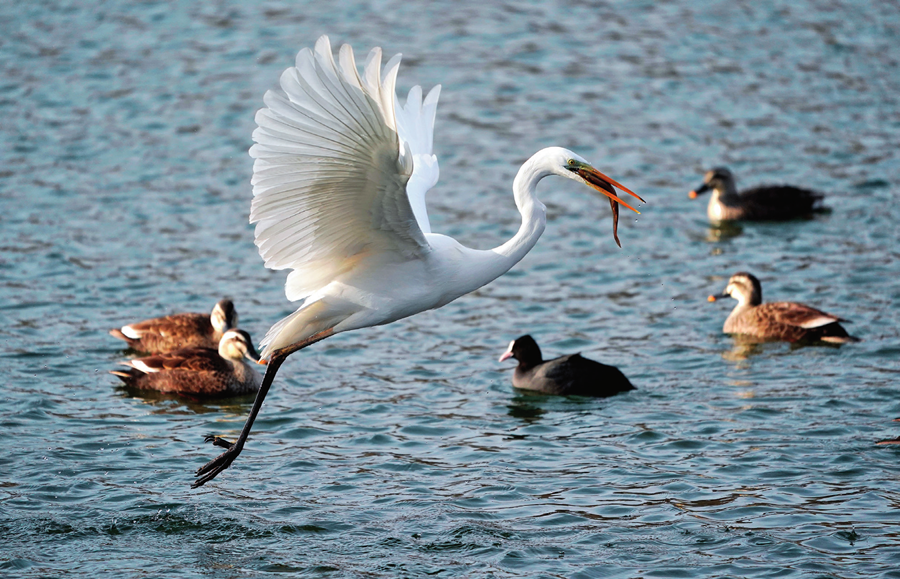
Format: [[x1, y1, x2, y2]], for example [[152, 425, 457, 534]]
[[193, 36, 644, 487]]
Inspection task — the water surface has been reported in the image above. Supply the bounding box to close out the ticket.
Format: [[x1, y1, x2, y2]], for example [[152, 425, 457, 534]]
[[2, 0, 900, 577]]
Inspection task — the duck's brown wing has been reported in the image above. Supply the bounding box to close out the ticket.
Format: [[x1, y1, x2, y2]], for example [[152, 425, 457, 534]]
[[740, 186, 824, 220], [123, 348, 233, 395], [112, 313, 214, 353], [751, 302, 854, 342], [761, 302, 845, 329], [129, 347, 227, 372]]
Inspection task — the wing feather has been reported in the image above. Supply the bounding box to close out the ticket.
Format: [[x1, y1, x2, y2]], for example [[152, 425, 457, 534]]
[[126, 348, 230, 374], [758, 302, 843, 329], [250, 36, 431, 302], [395, 85, 442, 234]]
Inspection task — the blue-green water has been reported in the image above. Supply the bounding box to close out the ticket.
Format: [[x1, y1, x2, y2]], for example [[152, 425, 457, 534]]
[[2, 0, 900, 577]]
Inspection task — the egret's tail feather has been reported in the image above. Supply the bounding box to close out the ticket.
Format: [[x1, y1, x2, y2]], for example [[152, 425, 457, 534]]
[[259, 298, 351, 360]]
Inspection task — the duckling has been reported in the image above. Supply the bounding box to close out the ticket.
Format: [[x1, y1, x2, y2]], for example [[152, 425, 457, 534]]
[[499, 335, 635, 397], [110, 329, 262, 396], [110, 298, 237, 354], [689, 167, 825, 221], [709, 272, 858, 343]]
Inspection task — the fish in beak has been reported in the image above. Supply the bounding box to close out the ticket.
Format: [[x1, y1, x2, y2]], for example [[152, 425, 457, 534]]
[[575, 165, 645, 248]]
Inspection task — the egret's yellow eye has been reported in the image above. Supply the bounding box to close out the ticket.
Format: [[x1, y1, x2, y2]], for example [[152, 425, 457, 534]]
[[567, 158, 576, 166]]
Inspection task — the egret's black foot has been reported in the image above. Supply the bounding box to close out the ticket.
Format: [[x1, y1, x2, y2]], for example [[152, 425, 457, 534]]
[[204, 434, 235, 450], [192, 439, 244, 488], [189, 346, 301, 490]]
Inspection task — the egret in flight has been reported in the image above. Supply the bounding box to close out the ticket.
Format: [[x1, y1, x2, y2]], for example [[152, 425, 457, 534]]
[[193, 36, 644, 487]]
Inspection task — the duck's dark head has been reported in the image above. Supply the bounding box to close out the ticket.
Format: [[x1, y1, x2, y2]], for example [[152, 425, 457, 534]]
[[498, 334, 544, 368], [689, 167, 736, 199], [212, 299, 238, 332], [709, 271, 762, 306], [219, 329, 261, 363]]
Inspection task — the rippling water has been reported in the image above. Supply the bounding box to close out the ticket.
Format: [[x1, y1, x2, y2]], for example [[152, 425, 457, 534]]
[[2, 0, 900, 577]]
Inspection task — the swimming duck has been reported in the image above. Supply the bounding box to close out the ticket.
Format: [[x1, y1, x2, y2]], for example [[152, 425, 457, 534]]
[[109, 298, 237, 354], [689, 167, 825, 221], [110, 329, 262, 396], [709, 272, 858, 343], [498, 335, 635, 397]]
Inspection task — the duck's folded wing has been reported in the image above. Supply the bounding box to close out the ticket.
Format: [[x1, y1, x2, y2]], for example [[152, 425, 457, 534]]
[[760, 302, 843, 329], [121, 313, 207, 338], [250, 36, 431, 302], [742, 185, 823, 218], [127, 349, 228, 374]]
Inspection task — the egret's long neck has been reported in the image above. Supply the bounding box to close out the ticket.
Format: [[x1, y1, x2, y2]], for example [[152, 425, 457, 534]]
[[491, 156, 549, 269], [445, 154, 551, 298]]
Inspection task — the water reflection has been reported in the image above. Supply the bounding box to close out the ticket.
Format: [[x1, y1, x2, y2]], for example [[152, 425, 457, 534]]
[[114, 385, 255, 416], [505, 390, 623, 424], [721, 336, 766, 363], [506, 393, 547, 423], [721, 335, 846, 363], [705, 221, 744, 242]]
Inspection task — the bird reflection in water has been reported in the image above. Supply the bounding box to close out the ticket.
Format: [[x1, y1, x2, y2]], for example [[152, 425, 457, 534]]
[[705, 221, 744, 243], [115, 386, 257, 417], [720, 334, 767, 364], [506, 395, 547, 424]]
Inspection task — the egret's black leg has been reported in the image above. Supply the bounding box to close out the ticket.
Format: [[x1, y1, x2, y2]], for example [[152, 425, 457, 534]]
[[191, 328, 334, 488], [192, 353, 286, 488]]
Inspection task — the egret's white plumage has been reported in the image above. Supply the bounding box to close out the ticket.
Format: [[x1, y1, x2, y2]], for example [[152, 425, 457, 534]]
[[193, 36, 643, 487], [249, 36, 642, 361]]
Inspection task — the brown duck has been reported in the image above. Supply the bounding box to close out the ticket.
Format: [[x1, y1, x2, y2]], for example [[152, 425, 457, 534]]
[[689, 167, 825, 221], [499, 335, 635, 397], [110, 329, 262, 396], [109, 298, 237, 354], [709, 272, 858, 343]]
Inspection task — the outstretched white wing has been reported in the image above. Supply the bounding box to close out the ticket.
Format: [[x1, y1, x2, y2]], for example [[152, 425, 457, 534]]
[[395, 84, 441, 234], [250, 36, 434, 302]]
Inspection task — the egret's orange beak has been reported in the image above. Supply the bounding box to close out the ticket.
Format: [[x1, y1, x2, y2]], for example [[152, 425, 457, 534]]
[[577, 167, 644, 214], [256, 358, 269, 366]]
